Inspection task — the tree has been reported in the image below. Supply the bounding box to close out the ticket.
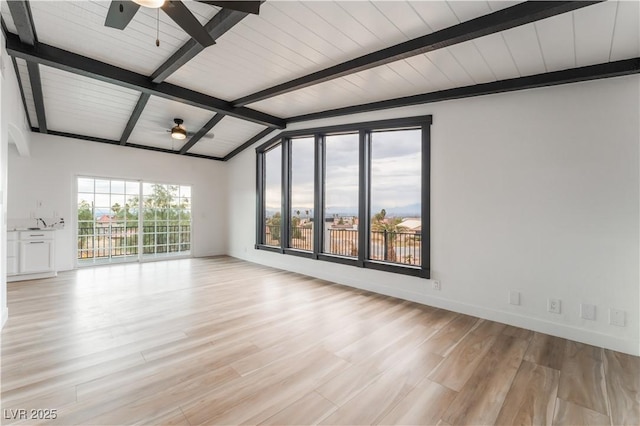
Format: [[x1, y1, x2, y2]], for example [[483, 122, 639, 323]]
[[291, 215, 302, 239], [78, 200, 93, 222], [371, 209, 407, 263], [266, 212, 281, 242]]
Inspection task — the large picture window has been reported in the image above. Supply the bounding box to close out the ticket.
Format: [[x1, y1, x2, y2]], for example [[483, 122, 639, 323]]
[[256, 116, 431, 278]]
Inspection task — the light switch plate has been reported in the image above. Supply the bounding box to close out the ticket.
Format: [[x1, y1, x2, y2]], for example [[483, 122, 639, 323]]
[[610, 308, 625, 327]]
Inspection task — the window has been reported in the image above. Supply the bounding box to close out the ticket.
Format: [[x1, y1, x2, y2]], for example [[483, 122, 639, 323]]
[[142, 183, 191, 258], [256, 116, 431, 278], [263, 145, 282, 247], [77, 177, 140, 264], [76, 177, 191, 265], [289, 137, 315, 251], [324, 133, 359, 257], [370, 129, 422, 266]]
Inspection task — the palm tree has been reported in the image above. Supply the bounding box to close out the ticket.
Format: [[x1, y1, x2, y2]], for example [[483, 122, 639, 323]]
[[371, 209, 407, 263]]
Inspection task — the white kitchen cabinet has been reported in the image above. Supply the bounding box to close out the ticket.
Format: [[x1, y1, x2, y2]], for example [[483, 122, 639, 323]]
[[7, 232, 17, 276], [7, 230, 56, 281]]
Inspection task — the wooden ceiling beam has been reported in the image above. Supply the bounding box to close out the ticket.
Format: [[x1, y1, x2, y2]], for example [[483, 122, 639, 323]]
[[4, 32, 286, 129], [152, 9, 248, 84], [8, 0, 48, 133], [287, 58, 640, 123], [223, 127, 274, 161], [37, 128, 224, 161], [119, 93, 150, 145], [120, 9, 248, 146], [231, 1, 602, 107], [179, 113, 225, 154], [150, 9, 250, 153]]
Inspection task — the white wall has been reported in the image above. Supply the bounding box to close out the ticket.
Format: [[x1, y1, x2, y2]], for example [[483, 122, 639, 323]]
[[7, 133, 228, 272], [1, 28, 32, 328], [227, 75, 640, 356]]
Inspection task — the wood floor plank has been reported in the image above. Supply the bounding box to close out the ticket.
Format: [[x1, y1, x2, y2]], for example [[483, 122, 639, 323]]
[[258, 391, 337, 425], [320, 348, 444, 425], [377, 377, 457, 425], [557, 341, 608, 415], [1, 257, 637, 426], [419, 314, 478, 357], [604, 349, 640, 426], [524, 332, 567, 370], [494, 360, 560, 425], [428, 327, 498, 391], [316, 323, 435, 406], [183, 349, 349, 425], [502, 324, 534, 341], [553, 398, 611, 425], [441, 334, 530, 425]]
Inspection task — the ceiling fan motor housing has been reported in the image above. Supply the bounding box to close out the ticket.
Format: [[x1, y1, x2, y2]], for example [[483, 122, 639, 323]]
[[171, 118, 187, 140]]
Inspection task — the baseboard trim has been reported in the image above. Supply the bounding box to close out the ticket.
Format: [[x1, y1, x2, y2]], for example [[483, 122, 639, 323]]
[[236, 253, 639, 356]]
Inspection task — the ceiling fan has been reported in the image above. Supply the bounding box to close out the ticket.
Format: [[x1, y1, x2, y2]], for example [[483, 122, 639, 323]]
[[166, 118, 214, 141], [105, 0, 262, 47]]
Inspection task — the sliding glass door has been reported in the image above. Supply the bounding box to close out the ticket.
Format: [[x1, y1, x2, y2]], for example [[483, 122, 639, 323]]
[[77, 177, 191, 265]]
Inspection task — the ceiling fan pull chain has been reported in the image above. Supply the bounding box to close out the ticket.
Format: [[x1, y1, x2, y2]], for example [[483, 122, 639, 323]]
[[155, 8, 160, 47]]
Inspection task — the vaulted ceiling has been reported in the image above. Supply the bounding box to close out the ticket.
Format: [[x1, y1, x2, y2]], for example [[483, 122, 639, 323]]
[[2, 1, 639, 161]]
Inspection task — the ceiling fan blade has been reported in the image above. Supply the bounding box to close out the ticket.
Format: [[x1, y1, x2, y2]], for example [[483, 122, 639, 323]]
[[196, 1, 262, 15], [105, 1, 140, 30], [187, 132, 215, 139], [161, 1, 216, 47]]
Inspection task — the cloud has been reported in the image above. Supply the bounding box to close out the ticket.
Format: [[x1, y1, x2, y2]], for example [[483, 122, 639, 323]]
[[264, 129, 422, 214]]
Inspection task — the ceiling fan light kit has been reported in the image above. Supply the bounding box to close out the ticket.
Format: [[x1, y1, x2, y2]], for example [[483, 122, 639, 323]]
[[105, 1, 262, 48], [132, 0, 165, 8], [171, 118, 187, 140]]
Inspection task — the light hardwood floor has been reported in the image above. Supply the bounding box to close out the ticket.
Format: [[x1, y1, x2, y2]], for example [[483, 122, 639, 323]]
[[1, 257, 638, 425]]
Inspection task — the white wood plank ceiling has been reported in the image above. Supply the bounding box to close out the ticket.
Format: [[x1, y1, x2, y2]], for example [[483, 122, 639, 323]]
[[2, 1, 638, 160]]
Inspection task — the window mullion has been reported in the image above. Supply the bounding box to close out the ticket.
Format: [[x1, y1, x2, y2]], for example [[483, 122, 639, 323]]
[[313, 134, 324, 258], [421, 123, 431, 278], [137, 181, 143, 261], [256, 152, 265, 246], [358, 129, 370, 267], [281, 138, 291, 253]]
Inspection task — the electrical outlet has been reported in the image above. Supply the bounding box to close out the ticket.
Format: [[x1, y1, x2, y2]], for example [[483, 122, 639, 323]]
[[431, 280, 441, 291], [580, 303, 596, 320], [508, 290, 520, 305], [547, 298, 561, 314], [609, 308, 625, 327]]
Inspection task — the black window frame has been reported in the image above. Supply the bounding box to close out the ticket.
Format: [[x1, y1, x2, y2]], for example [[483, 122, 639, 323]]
[[256, 115, 432, 279]]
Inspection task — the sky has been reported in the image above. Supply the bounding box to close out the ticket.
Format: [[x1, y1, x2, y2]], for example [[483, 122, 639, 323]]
[[265, 129, 422, 217]]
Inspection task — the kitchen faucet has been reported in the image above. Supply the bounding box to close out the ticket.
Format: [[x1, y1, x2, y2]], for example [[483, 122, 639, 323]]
[[37, 218, 47, 228]]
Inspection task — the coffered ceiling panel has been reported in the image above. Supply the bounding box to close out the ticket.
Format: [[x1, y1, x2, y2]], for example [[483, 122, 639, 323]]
[[40, 65, 140, 140]]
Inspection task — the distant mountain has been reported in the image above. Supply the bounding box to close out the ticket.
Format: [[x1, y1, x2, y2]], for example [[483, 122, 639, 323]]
[[373, 203, 421, 217], [266, 203, 421, 219]]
